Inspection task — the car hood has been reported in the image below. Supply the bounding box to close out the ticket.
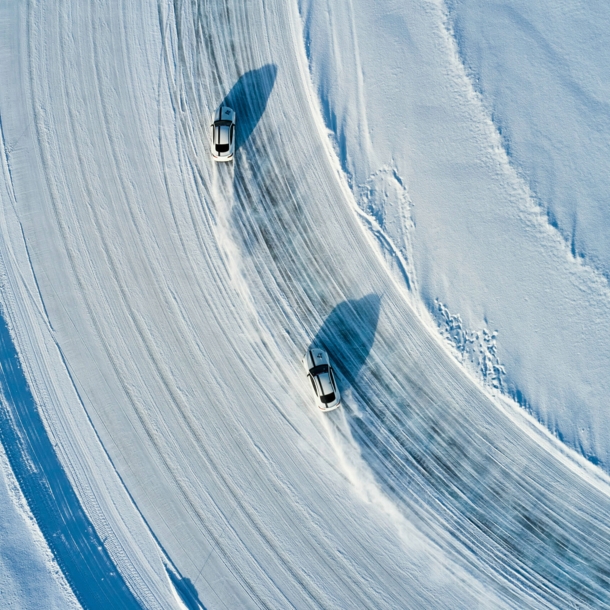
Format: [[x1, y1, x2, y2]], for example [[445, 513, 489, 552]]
[[306, 349, 330, 370], [212, 106, 235, 123]]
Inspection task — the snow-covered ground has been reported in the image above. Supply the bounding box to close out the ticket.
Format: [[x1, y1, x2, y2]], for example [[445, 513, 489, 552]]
[[1, 0, 610, 608], [301, 0, 610, 467]]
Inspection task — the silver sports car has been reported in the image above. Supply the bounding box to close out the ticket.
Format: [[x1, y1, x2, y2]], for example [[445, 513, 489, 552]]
[[210, 106, 235, 162], [303, 348, 341, 412]]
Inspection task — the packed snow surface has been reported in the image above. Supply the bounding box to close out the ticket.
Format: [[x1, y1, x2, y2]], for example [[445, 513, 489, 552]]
[[0, 0, 609, 608]]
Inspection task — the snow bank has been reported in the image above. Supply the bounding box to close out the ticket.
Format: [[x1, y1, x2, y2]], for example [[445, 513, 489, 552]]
[[448, 0, 610, 276], [0, 442, 80, 610]]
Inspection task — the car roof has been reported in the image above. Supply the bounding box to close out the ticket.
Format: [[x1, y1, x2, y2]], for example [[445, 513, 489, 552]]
[[214, 124, 231, 145], [309, 364, 329, 376]]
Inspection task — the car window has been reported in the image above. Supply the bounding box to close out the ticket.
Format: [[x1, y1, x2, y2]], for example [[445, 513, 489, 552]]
[[309, 376, 317, 392], [320, 393, 335, 404], [310, 364, 329, 376]]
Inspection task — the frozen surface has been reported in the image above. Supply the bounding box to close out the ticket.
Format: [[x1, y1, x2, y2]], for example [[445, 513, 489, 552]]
[[0, 0, 610, 608]]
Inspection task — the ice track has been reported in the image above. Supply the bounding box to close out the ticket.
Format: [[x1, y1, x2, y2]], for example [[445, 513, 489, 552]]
[[1, 0, 610, 608]]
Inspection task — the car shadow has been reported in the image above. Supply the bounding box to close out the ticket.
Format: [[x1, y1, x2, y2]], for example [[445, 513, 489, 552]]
[[166, 568, 207, 610], [220, 64, 277, 151], [309, 294, 381, 391]]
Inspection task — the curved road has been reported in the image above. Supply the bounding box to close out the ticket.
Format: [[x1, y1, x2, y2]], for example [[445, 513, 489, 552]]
[[0, 0, 609, 608]]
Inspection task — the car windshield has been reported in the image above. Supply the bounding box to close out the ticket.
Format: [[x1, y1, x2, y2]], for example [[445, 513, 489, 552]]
[[215, 144, 230, 153], [214, 120, 232, 126], [320, 392, 336, 404], [310, 364, 329, 376]]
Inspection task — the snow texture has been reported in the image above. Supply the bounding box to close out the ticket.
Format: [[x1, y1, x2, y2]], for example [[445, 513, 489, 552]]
[[0, 0, 609, 608]]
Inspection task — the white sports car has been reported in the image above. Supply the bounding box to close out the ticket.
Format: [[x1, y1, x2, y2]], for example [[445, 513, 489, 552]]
[[303, 348, 341, 412], [210, 106, 235, 162]]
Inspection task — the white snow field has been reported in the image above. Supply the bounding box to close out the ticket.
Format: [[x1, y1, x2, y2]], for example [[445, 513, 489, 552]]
[[0, 0, 610, 609]]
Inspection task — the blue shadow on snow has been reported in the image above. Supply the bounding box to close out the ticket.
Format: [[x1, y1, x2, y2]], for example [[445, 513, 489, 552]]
[[310, 294, 381, 391], [167, 568, 207, 610], [220, 64, 277, 150], [0, 310, 142, 609]]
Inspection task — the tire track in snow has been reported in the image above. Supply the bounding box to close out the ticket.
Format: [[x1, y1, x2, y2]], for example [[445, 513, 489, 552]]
[[153, 3, 385, 607], [29, 0, 351, 607], [173, 2, 458, 607]]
